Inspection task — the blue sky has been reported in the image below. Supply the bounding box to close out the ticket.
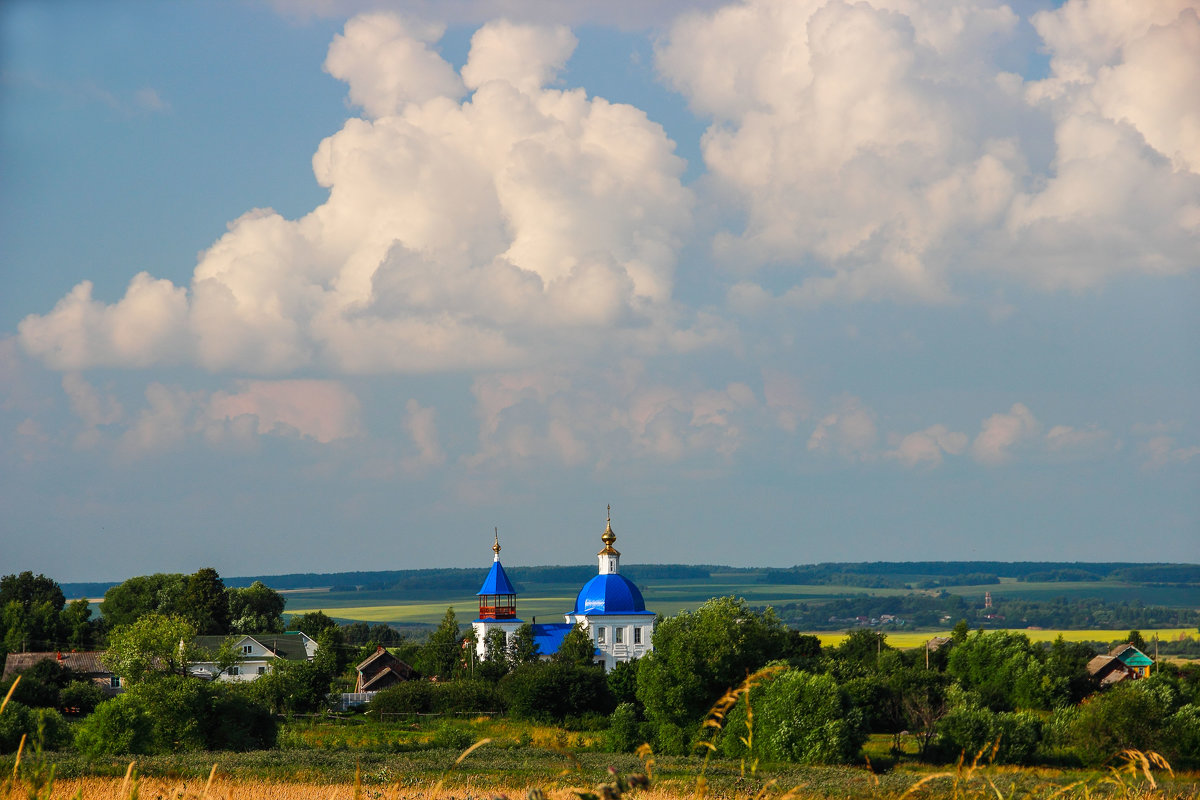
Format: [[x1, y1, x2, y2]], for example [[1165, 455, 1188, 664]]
[[1, 0, 1197, 583]]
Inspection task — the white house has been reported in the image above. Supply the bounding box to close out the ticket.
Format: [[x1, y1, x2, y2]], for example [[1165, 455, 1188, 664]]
[[189, 631, 317, 682]]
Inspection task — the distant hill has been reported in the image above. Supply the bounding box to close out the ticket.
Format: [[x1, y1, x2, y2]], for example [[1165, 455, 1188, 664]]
[[59, 561, 1197, 600]]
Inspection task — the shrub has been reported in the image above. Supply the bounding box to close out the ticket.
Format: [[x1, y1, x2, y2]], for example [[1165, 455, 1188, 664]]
[[1067, 683, 1167, 765], [59, 681, 106, 716], [0, 702, 69, 753], [72, 676, 275, 756], [437, 679, 503, 713], [1166, 704, 1200, 767], [0, 701, 34, 753], [73, 695, 156, 757], [208, 686, 277, 751], [368, 679, 502, 716], [934, 706, 996, 761], [933, 706, 1044, 765], [715, 670, 866, 765], [499, 663, 614, 722], [653, 721, 689, 756], [369, 681, 434, 715], [606, 702, 641, 752], [429, 722, 474, 749], [994, 711, 1043, 765]]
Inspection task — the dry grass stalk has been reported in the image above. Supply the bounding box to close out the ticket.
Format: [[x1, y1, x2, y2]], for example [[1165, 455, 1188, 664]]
[[0, 676, 18, 716]]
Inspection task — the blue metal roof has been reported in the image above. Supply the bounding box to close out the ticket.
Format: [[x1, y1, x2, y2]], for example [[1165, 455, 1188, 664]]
[[476, 560, 517, 596], [573, 574, 654, 616], [531, 623, 575, 656]]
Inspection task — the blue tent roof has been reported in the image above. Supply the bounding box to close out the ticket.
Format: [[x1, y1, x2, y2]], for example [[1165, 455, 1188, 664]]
[[476, 560, 517, 596], [573, 574, 655, 616]]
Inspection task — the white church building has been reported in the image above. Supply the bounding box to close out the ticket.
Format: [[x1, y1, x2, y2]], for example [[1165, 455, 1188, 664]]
[[472, 510, 656, 671]]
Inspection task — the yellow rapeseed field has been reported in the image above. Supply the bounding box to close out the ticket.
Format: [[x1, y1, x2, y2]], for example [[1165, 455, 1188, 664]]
[[808, 628, 1197, 648]]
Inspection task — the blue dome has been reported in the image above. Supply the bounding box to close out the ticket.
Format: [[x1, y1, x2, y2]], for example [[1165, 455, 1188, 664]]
[[573, 574, 653, 616]]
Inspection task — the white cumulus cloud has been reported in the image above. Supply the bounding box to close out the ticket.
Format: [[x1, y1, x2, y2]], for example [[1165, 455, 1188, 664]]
[[885, 423, 967, 468], [207, 380, 363, 443], [807, 396, 877, 461], [971, 402, 1038, 465], [657, 0, 1200, 305], [19, 14, 695, 376]]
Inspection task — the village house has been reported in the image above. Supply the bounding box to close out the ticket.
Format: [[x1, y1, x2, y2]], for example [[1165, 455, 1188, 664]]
[[1, 651, 123, 695], [354, 645, 415, 692], [1086, 642, 1154, 687], [188, 631, 317, 682]]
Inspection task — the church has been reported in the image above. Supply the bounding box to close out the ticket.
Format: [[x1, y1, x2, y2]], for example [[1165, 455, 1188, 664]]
[[471, 510, 656, 671]]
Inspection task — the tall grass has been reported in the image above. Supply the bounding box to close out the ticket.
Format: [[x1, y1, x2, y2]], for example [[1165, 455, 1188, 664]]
[[3, 670, 1196, 799]]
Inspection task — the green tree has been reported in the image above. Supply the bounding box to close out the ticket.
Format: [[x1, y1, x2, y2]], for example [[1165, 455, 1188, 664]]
[[0, 572, 66, 652], [103, 613, 199, 684], [0, 572, 65, 614], [834, 629, 891, 672], [636, 596, 788, 734], [418, 607, 463, 680], [62, 598, 96, 650], [1126, 630, 1148, 651], [891, 667, 951, 756], [499, 662, 614, 722], [607, 657, 640, 706], [946, 630, 1049, 711], [508, 623, 540, 666], [553, 624, 595, 666], [718, 670, 867, 764], [477, 628, 511, 682], [226, 581, 285, 633], [184, 567, 229, 634], [287, 610, 338, 637], [100, 574, 186, 628], [1044, 635, 1097, 707]]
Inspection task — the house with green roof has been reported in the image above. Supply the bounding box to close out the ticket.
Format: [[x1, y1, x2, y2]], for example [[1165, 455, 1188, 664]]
[[1086, 642, 1154, 687], [188, 631, 317, 682]]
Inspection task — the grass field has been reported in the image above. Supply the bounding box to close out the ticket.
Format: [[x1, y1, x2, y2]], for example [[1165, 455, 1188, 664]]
[[10, 745, 1199, 800]]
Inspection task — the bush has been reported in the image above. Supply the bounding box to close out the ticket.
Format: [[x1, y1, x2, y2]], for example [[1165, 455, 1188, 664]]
[[429, 722, 474, 750], [933, 706, 1044, 765], [59, 681, 107, 716], [606, 702, 641, 752], [368, 679, 502, 716], [715, 670, 866, 764], [369, 681, 434, 715], [934, 706, 996, 761], [1166, 704, 1200, 767], [72, 676, 276, 756], [499, 663, 614, 723], [994, 711, 1043, 765], [74, 695, 156, 757], [0, 702, 68, 752], [1067, 683, 1167, 765], [0, 701, 34, 753], [209, 686, 278, 751]]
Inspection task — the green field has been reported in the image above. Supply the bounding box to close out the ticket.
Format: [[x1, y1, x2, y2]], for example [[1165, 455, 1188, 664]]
[[284, 569, 1198, 629]]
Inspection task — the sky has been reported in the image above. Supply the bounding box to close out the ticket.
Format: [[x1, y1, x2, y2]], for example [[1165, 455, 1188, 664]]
[[1, 0, 1197, 584]]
